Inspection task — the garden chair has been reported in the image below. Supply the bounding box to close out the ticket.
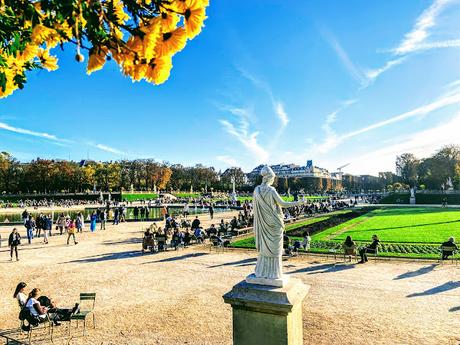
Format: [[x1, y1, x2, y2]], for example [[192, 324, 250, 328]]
[[18, 307, 53, 344], [69, 293, 96, 337], [439, 246, 458, 265], [343, 245, 357, 262], [210, 237, 224, 253]]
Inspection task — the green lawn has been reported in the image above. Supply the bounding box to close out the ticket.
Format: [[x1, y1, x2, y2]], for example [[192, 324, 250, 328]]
[[329, 207, 460, 244], [230, 207, 460, 259], [122, 193, 159, 201]]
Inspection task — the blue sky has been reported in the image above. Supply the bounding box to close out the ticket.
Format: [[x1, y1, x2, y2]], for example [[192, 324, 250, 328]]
[[1, 0, 460, 175]]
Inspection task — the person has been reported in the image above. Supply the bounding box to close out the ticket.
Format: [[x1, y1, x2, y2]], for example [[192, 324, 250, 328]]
[[13, 282, 27, 307], [8, 228, 21, 261], [25, 215, 35, 244], [183, 203, 190, 218], [67, 220, 78, 245], [344, 235, 355, 248], [191, 216, 200, 230], [209, 204, 214, 220], [22, 209, 29, 224], [358, 234, 379, 263], [140, 206, 145, 220], [230, 216, 238, 231], [440, 237, 458, 260], [302, 231, 311, 251], [161, 206, 168, 220], [343, 235, 356, 261], [194, 227, 204, 243], [57, 213, 66, 235], [113, 208, 119, 225], [90, 211, 97, 232], [99, 209, 106, 230], [45, 215, 53, 238], [145, 206, 150, 221], [76, 212, 84, 233], [25, 288, 50, 324]]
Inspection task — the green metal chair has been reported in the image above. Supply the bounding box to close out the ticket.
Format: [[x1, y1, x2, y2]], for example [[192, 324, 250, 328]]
[[69, 293, 96, 336]]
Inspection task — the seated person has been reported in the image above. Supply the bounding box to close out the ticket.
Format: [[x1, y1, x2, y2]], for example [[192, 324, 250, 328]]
[[343, 235, 355, 250], [194, 227, 204, 243], [25, 288, 51, 324], [14, 282, 28, 307], [171, 229, 182, 249], [230, 216, 238, 231], [293, 240, 302, 253], [283, 233, 293, 256], [302, 231, 311, 251], [210, 234, 231, 247], [183, 230, 191, 246], [441, 237, 458, 260], [358, 235, 379, 263], [207, 224, 218, 237], [191, 216, 201, 230]]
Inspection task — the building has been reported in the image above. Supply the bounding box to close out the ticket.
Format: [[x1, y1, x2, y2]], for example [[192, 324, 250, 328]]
[[247, 161, 341, 181]]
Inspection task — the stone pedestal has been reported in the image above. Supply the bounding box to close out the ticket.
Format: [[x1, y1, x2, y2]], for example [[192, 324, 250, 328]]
[[223, 278, 309, 345], [410, 197, 416, 205]]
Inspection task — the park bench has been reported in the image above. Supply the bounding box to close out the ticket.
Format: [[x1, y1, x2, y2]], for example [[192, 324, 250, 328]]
[[439, 246, 458, 265], [69, 293, 96, 337]]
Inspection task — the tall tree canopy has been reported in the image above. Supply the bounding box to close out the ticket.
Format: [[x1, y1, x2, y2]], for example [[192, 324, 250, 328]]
[[0, 0, 209, 98]]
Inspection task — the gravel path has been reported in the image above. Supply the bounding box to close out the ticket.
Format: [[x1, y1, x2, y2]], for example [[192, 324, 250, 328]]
[[0, 216, 459, 345]]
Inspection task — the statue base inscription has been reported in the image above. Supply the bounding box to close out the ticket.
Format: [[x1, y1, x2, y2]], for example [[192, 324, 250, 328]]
[[245, 273, 289, 288], [223, 278, 309, 345], [410, 197, 416, 205]]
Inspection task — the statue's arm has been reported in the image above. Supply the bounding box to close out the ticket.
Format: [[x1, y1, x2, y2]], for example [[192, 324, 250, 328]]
[[272, 189, 303, 208]]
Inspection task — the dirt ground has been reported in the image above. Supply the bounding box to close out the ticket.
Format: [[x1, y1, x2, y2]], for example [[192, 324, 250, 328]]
[[0, 212, 459, 345]]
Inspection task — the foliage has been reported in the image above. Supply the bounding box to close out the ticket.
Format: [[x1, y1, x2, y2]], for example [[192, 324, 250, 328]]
[[380, 193, 460, 205], [0, 0, 209, 98], [396, 153, 419, 188]]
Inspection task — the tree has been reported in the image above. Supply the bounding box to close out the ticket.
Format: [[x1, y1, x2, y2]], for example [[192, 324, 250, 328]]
[[0, 151, 22, 192], [220, 167, 246, 190], [396, 153, 419, 187], [0, 0, 209, 98]]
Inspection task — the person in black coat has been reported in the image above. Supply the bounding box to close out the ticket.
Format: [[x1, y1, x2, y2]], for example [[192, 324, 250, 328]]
[[8, 228, 21, 261], [359, 235, 379, 263], [440, 237, 458, 260]]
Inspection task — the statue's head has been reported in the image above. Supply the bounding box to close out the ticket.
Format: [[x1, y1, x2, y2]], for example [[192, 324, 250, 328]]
[[260, 166, 276, 186]]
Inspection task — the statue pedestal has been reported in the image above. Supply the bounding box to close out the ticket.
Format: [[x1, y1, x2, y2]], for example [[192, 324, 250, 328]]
[[410, 197, 416, 205], [223, 278, 309, 345]]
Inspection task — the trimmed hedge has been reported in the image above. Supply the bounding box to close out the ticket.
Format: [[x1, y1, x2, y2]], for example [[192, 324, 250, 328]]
[[381, 193, 460, 205]]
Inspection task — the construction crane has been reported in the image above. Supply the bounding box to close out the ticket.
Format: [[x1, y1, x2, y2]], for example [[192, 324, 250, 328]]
[[337, 163, 350, 172]]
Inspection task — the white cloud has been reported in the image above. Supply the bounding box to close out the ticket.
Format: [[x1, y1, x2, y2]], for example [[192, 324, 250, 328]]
[[348, 111, 460, 175], [219, 107, 269, 164], [94, 144, 126, 155], [323, 31, 366, 85], [393, 0, 455, 55], [237, 67, 289, 127], [216, 155, 238, 167], [408, 39, 460, 52], [365, 57, 407, 84], [0, 121, 61, 141], [274, 102, 289, 127]]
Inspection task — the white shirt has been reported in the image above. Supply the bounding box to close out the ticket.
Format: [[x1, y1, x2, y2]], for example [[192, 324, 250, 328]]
[[26, 297, 46, 318], [17, 292, 27, 307]]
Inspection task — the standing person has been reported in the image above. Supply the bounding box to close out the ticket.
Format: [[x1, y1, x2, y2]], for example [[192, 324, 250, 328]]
[[133, 206, 139, 220], [75, 212, 84, 233], [42, 219, 49, 244], [161, 206, 168, 221], [183, 203, 190, 219], [209, 204, 214, 220], [113, 208, 119, 225], [21, 209, 29, 225], [25, 215, 35, 244], [140, 206, 145, 221], [99, 209, 106, 230], [57, 213, 66, 235], [46, 215, 53, 238], [191, 216, 200, 231], [67, 220, 78, 245], [8, 228, 21, 261], [145, 205, 150, 221], [90, 212, 97, 232]]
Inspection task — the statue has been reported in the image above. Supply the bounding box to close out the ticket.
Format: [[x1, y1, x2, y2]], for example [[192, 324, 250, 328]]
[[410, 188, 415, 198], [246, 166, 305, 287]]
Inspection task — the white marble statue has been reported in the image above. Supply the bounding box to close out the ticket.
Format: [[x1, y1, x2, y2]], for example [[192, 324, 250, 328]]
[[246, 166, 304, 287], [410, 188, 415, 198]]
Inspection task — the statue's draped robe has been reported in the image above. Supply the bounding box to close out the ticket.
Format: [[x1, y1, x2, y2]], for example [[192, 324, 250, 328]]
[[253, 184, 299, 280]]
